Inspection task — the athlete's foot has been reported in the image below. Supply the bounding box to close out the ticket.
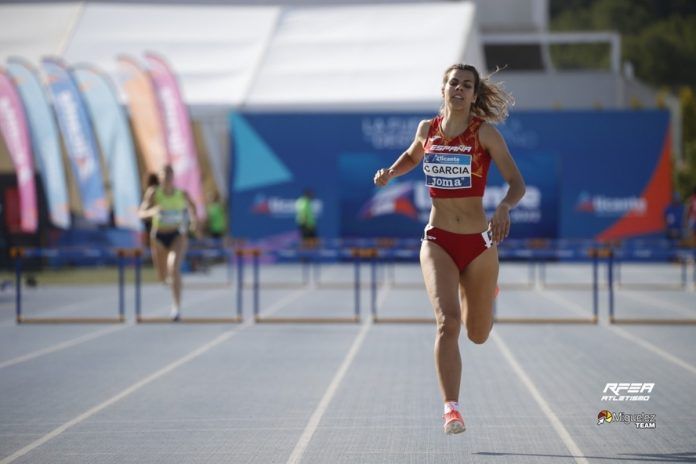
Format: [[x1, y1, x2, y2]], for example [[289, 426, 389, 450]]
[[443, 410, 466, 435], [170, 305, 180, 321]]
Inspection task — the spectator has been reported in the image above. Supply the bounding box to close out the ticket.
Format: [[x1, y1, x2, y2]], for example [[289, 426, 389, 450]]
[[295, 189, 317, 244], [206, 192, 227, 239]]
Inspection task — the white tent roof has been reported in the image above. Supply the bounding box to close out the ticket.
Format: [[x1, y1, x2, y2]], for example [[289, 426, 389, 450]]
[[245, 2, 482, 109], [0, 3, 83, 63], [63, 3, 280, 106], [0, 1, 483, 109]]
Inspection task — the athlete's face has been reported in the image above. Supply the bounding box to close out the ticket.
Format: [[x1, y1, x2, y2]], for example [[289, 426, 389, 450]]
[[159, 167, 174, 187], [442, 69, 477, 111]]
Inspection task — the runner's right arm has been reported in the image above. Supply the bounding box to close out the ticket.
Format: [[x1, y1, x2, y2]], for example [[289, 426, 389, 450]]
[[373, 119, 430, 187], [138, 186, 158, 219]]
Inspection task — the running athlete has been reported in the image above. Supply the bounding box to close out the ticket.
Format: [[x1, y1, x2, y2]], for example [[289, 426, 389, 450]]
[[139, 165, 198, 320], [373, 64, 525, 434]]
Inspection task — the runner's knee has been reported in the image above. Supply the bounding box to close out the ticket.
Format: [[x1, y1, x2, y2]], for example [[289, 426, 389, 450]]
[[436, 312, 461, 339], [467, 325, 491, 344]]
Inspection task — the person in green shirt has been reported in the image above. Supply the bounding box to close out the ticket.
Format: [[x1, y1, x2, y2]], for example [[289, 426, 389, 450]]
[[295, 189, 317, 242], [206, 192, 227, 239], [139, 165, 198, 321]]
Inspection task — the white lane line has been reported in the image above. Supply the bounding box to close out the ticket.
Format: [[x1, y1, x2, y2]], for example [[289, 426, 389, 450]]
[[286, 323, 371, 464], [286, 284, 390, 464], [0, 295, 111, 328], [491, 331, 589, 464], [607, 325, 696, 376], [536, 290, 591, 318], [618, 291, 695, 318], [0, 287, 309, 464], [0, 287, 229, 370], [0, 330, 241, 464], [542, 291, 696, 376], [0, 326, 122, 370]]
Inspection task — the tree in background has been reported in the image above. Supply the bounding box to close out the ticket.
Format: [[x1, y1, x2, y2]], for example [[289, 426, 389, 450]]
[[550, 0, 696, 197]]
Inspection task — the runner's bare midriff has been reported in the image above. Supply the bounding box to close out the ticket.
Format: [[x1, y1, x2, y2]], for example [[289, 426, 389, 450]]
[[429, 197, 488, 234]]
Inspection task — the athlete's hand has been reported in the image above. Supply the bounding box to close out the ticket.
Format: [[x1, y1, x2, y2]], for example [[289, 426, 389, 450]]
[[190, 222, 203, 239], [373, 168, 394, 187], [490, 203, 511, 244]]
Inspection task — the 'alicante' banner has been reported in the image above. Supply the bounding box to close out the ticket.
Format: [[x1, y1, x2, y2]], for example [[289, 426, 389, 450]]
[[117, 55, 168, 177], [145, 52, 205, 220], [7, 58, 70, 229], [74, 65, 142, 230], [0, 68, 38, 232], [42, 57, 108, 224]]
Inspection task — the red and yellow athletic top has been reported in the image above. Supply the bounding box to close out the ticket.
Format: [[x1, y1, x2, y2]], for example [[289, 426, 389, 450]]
[[422, 115, 491, 198]]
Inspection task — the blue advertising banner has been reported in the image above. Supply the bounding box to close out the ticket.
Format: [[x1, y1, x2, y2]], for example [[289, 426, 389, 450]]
[[7, 58, 70, 229], [498, 111, 670, 240], [230, 113, 337, 241], [42, 57, 109, 225], [230, 110, 669, 241], [73, 65, 142, 231]]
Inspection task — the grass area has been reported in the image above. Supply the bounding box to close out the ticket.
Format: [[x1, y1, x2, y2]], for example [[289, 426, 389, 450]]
[[0, 266, 161, 286]]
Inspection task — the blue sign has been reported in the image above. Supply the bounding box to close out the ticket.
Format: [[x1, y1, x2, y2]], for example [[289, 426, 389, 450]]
[[230, 110, 669, 241]]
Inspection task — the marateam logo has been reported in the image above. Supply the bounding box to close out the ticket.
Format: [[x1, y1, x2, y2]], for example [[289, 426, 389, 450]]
[[602, 382, 654, 401], [576, 192, 647, 216]]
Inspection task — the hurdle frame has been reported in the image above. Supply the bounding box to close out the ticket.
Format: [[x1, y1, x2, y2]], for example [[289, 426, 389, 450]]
[[371, 246, 599, 324], [253, 248, 367, 323], [13, 247, 128, 324], [608, 249, 696, 324], [134, 248, 243, 324], [613, 249, 692, 291]]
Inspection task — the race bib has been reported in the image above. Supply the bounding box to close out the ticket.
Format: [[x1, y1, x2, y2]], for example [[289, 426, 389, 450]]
[[159, 210, 185, 227], [423, 153, 472, 189]]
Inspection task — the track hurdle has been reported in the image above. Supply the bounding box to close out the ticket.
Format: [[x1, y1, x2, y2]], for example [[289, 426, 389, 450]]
[[134, 248, 243, 324], [12, 247, 130, 324], [494, 248, 601, 324], [533, 240, 610, 290], [371, 245, 599, 324], [255, 245, 322, 289], [608, 249, 696, 324], [613, 246, 692, 290], [183, 247, 235, 289], [252, 247, 369, 323]]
